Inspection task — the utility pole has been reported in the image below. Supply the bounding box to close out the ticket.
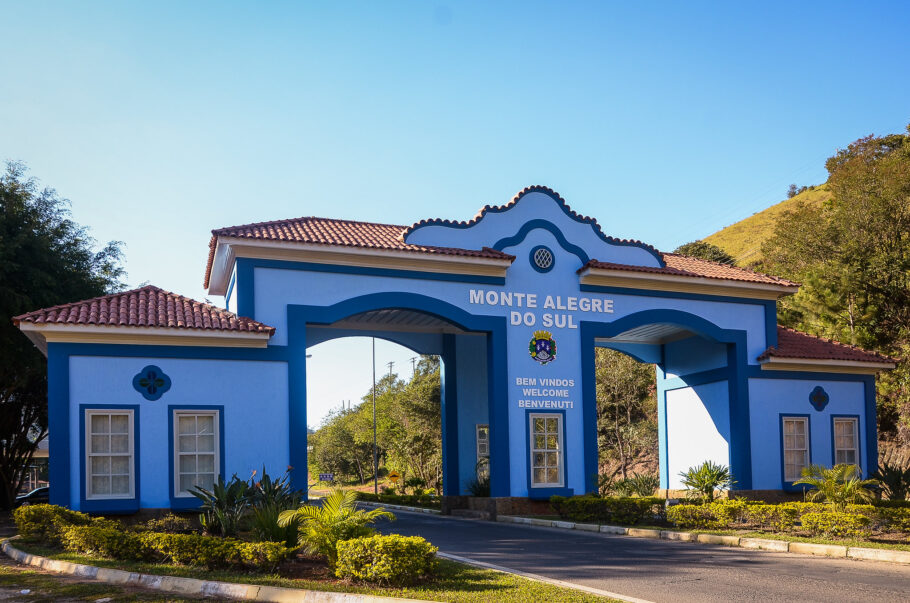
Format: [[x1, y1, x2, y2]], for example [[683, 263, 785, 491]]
[[387, 361, 394, 384], [410, 356, 417, 374], [372, 338, 378, 495]]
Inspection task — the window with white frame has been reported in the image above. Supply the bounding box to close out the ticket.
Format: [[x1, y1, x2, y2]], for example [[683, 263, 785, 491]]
[[833, 417, 859, 466], [85, 409, 134, 499], [782, 416, 809, 482], [529, 413, 563, 488], [476, 424, 489, 459], [173, 410, 220, 497]]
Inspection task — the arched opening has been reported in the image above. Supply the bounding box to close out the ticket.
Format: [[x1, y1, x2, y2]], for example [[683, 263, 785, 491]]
[[583, 310, 751, 494]]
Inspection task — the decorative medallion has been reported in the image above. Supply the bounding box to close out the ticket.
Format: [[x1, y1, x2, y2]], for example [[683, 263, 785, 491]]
[[530, 245, 555, 273], [529, 330, 557, 365], [809, 386, 829, 411], [132, 365, 171, 401]]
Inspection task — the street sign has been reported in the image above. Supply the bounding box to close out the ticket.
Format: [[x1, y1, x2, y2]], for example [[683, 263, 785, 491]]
[[318, 473, 334, 482], [388, 470, 401, 484]]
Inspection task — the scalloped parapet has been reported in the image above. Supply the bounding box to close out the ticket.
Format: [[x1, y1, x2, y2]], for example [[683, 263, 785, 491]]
[[403, 185, 665, 269]]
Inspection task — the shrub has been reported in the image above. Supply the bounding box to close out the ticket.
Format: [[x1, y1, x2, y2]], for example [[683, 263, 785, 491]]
[[139, 513, 196, 534], [190, 474, 250, 537], [335, 535, 437, 586], [793, 464, 878, 511], [679, 461, 736, 502], [60, 525, 150, 561], [139, 532, 290, 570], [873, 463, 910, 501], [801, 512, 870, 538], [746, 504, 799, 532], [278, 489, 395, 568], [356, 492, 441, 508], [12, 504, 93, 543], [249, 466, 304, 547], [667, 504, 720, 529], [550, 495, 664, 525]]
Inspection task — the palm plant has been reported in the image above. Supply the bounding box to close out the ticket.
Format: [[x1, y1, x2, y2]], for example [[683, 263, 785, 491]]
[[628, 473, 660, 497], [190, 474, 250, 537], [249, 466, 304, 547], [466, 458, 490, 497], [872, 462, 910, 501], [278, 489, 394, 568], [793, 464, 879, 511], [679, 461, 736, 502]]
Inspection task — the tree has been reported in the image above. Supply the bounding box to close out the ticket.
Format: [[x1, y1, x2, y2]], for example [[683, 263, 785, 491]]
[[595, 348, 657, 480], [673, 241, 735, 265], [762, 127, 910, 441], [0, 162, 124, 509]]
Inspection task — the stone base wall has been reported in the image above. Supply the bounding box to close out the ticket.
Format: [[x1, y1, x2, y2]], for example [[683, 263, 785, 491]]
[[441, 496, 556, 519]]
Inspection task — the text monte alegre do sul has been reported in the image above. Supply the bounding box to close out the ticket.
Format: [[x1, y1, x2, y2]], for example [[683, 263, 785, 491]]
[[469, 289, 614, 329]]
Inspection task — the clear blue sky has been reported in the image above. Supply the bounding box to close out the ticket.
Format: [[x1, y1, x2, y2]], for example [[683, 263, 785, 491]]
[[3, 2, 909, 426]]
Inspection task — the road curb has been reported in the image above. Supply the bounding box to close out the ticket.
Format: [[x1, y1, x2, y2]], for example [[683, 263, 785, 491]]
[[494, 516, 910, 564], [358, 501, 441, 515], [1, 537, 429, 602]]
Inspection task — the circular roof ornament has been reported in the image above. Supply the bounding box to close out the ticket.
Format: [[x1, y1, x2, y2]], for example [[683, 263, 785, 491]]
[[530, 245, 555, 273]]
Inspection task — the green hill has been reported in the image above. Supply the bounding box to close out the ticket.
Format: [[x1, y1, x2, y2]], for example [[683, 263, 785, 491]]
[[704, 184, 831, 266]]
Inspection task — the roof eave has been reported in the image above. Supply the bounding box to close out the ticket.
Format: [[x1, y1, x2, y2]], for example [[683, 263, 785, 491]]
[[758, 356, 895, 374], [578, 266, 799, 300], [206, 236, 515, 296]]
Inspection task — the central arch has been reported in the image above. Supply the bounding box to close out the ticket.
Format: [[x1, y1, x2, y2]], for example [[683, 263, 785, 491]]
[[286, 292, 510, 498]]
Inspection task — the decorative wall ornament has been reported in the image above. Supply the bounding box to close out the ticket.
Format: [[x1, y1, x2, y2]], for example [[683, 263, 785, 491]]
[[132, 365, 171, 401], [530, 245, 555, 273], [529, 330, 557, 365], [809, 386, 829, 411]]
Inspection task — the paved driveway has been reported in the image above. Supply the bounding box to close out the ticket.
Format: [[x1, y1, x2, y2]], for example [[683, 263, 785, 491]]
[[376, 510, 910, 602]]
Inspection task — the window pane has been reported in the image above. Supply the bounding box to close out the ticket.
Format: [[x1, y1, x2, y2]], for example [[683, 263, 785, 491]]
[[110, 434, 129, 453], [91, 456, 110, 475], [110, 456, 130, 474], [111, 475, 130, 494], [110, 415, 129, 434], [534, 435, 545, 449], [197, 435, 215, 453], [91, 476, 110, 495], [198, 454, 215, 473], [91, 435, 109, 454], [91, 414, 110, 434], [179, 474, 197, 493], [533, 418, 544, 433], [197, 473, 215, 490], [179, 455, 197, 473], [478, 443, 488, 455], [545, 452, 558, 467], [478, 426, 488, 440], [547, 468, 559, 483], [546, 435, 558, 449], [532, 468, 545, 484], [178, 415, 196, 435], [197, 415, 215, 435], [545, 418, 557, 432], [179, 435, 196, 453]]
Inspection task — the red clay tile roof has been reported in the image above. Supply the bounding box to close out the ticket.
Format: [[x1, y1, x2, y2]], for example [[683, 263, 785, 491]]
[[404, 185, 664, 257], [204, 217, 515, 288], [758, 326, 896, 364], [579, 253, 799, 287], [13, 285, 275, 335]]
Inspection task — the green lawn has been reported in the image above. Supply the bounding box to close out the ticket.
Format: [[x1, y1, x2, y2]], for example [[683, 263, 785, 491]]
[[13, 542, 613, 602]]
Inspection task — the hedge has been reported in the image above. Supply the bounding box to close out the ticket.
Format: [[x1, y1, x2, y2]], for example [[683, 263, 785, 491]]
[[549, 495, 665, 525], [801, 512, 870, 538], [12, 504, 117, 544], [335, 535, 437, 585], [356, 492, 441, 508]]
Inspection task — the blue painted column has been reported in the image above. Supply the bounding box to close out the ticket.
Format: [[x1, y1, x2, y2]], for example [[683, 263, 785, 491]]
[[487, 325, 510, 497], [727, 343, 753, 489], [287, 308, 309, 498], [47, 344, 70, 507], [440, 334, 459, 495], [579, 323, 599, 494]]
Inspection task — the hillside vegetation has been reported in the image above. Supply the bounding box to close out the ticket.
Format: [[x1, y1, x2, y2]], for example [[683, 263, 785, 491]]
[[705, 184, 831, 266]]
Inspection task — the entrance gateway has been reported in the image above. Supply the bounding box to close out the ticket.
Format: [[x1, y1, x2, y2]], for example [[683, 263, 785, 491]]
[[15, 186, 895, 513]]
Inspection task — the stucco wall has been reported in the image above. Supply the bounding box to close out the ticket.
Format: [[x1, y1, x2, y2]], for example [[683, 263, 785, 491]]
[[68, 355, 289, 510], [748, 377, 868, 490], [665, 380, 731, 489]]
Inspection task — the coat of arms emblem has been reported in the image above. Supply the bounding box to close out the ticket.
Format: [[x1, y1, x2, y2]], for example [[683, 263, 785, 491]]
[[529, 330, 557, 365]]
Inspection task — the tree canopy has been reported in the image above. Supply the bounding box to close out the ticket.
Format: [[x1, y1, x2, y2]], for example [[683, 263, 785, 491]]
[[762, 127, 910, 441], [673, 240, 735, 265], [0, 162, 125, 508]]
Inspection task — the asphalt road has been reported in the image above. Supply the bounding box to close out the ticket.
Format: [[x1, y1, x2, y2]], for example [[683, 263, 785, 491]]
[[376, 510, 910, 603]]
